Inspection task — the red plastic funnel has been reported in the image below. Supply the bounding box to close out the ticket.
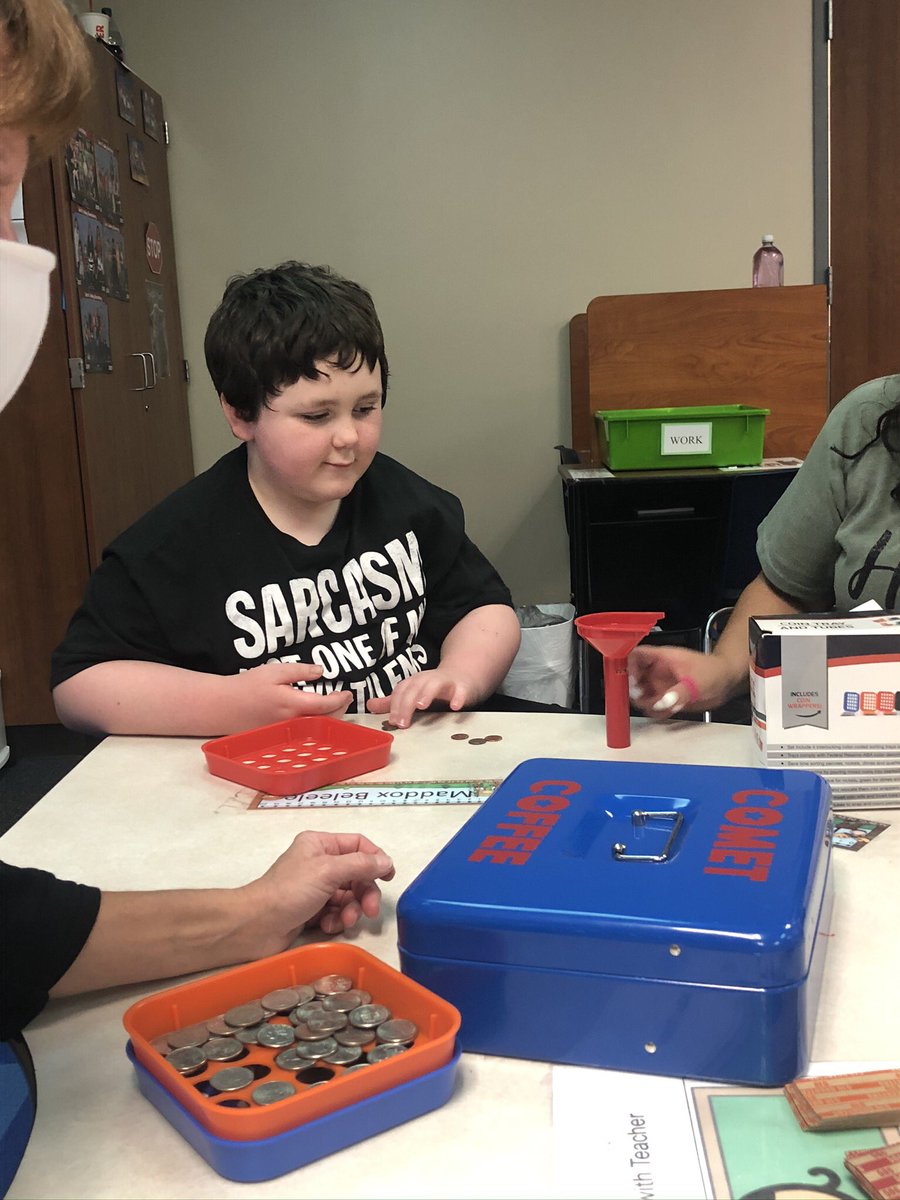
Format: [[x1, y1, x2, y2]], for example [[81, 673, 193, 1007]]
[[575, 611, 664, 749]]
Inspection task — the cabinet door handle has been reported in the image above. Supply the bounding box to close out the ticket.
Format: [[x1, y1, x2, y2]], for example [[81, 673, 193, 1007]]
[[634, 506, 696, 519], [131, 352, 150, 391], [145, 351, 158, 389]]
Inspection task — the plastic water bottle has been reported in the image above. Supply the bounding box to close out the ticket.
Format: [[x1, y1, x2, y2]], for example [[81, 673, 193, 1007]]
[[752, 235, 784, 287]]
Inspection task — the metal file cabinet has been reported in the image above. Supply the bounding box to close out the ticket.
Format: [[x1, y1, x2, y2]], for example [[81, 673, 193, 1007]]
[[560, 463, 799, 713]]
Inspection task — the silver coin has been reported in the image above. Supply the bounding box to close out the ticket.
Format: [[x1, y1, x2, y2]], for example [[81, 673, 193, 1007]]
[[260, 987, 301, 1013], [376, 1018, 418, 1045], [209, 1066, 255, 1093], [150, 1035, 171, 1055], [294, 1036, 338, 1060], [256, 1022, 297, 1048], [224, 1002, 266, 1028], [206, 1015, 232, 1037], [341, 1061, 372, 1072], [323, 1044, 362, 1066], [368, 1042, 409, 1063], [333, 1026, 375, 1048], [167, 1022, 210, 1050], [204, 1037, 245, 1062], [166, 1046, 207, 1074], [289, 1000, 325, 1025], [322, 989, 371, 1012], [312, 974, 353, 996], [304, 1011, 347, 1036], [252, 1080, 296, 1105], [234, 1026, 263, 1045], [274, 1047, 308, 1070], [350, 1003, 391, 1029], [294, 1020, 338, 1042]]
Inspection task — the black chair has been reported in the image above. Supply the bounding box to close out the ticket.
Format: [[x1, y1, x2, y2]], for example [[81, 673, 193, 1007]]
[[701, 605, 754, 725]]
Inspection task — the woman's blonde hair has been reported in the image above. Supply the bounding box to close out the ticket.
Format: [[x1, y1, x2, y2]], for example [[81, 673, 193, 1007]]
[[0, 0, 92, 154]]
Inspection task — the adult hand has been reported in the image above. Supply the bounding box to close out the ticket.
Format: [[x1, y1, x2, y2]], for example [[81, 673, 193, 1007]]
[[51, 831, 396, 996], [366, 667, 479, 728], [628, 644, 737, 718], [247, 831, 396, 953], [225, 661, 352, 729]]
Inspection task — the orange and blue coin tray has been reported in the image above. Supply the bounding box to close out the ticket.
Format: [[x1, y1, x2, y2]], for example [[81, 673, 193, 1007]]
[[398, 759, 833, 1086], [123, 943, 460, 1181]]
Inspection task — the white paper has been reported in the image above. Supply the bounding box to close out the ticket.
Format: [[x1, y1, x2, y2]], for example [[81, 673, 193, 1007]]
[[552, 1061, 899, 1200], [553, 1068, 705, 1199]]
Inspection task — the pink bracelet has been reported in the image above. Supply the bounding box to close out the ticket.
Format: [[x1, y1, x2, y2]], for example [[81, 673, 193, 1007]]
[[679, 675, 701, 703]]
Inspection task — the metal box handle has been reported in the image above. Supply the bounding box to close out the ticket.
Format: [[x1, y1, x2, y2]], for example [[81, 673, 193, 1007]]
[[612, 810, 683, 863]]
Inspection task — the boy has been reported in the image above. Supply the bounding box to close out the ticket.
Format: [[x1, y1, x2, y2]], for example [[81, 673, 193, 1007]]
[[52, 261, 521, 734]]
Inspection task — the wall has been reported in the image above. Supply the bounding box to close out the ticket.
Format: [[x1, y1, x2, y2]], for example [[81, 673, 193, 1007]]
[[110, 0, 813, 603]]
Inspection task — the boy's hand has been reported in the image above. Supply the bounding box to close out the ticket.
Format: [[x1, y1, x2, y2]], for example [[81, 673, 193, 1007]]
[[226, 661, 352, 729], [246, 830, 396, 950], [366, 668, 478, 728]]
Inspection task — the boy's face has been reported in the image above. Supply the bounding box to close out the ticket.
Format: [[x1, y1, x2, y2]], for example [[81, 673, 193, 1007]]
[[223, 358, 383, 512]]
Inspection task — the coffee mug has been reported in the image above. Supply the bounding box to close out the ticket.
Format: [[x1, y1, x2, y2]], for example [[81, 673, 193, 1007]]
[[78, 12, 110, 40]]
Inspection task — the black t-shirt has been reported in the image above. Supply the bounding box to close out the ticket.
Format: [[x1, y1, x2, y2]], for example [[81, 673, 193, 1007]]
[[0, 862, 101, 1040], [51, 449, 513, 712]]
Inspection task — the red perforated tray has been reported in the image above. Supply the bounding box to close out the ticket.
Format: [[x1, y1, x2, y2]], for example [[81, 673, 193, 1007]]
[[201, 717, 393, 795]]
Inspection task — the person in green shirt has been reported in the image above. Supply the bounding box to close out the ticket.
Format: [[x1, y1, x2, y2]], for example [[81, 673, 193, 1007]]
[[628, 374, 900, 718]]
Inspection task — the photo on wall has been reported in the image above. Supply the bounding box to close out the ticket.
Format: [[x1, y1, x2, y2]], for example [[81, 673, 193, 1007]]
[[64, 128, 99, 211], [80, 295, 112, 373], [72, 210, 108, 294], [102, 225, 129, 301], [128, 135, 150, 186], [93, 140, 122, 223], [141, 89, 162, 142], [116, 65, 137, 125], [145, 281, 170, 378]]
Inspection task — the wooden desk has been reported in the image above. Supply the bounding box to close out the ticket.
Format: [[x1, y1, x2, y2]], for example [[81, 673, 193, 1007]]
[[2, 713, 897, 1199]]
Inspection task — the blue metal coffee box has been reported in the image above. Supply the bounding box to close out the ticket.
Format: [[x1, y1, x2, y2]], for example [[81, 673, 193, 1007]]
[[398, 760, 833, 1085]]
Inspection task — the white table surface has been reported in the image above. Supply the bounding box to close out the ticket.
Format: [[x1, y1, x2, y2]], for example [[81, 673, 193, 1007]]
[[2, 712, 898, 1199]]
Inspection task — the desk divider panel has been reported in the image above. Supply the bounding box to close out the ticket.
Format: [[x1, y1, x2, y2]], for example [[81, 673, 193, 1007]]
[[570, 285, 828, 465]]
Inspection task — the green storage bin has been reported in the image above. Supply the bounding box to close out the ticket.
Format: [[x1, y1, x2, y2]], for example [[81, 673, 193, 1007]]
[[595, 404, 769, 471]]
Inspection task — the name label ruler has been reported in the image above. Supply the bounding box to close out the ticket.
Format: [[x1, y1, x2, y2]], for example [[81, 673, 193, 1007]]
[[251, 779, 501, 809]]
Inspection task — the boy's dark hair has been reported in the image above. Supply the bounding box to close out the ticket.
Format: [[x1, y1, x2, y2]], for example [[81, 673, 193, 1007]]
[[204, 261, 389, 422]]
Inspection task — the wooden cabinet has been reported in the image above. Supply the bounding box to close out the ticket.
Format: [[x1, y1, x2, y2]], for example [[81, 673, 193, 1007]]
[[0, 38, 193, 725]]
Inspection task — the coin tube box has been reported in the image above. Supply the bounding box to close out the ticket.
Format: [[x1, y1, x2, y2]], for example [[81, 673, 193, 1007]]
[[749, 611, 900, 808], [123, 942, 460, 1159], [398, 759, 833, 1086], [201, 716, 393, 795]]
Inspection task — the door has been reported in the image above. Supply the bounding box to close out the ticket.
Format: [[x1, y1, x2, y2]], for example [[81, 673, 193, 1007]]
[[0, 38, 194, 724], [828, 0, 900, 406]]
